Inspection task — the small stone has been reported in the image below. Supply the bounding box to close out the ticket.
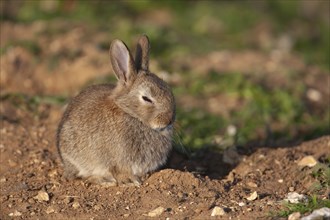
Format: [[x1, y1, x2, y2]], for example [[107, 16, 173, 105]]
[[246, 191, 258, 201], [34, 191, 49, 202], [284, 192, 308, 204], [306, 88, 321, 102], [227, 124, 237, 136], [246, 182, 258, 188], [0, 177, 7, 183], [28, 198, 35, 204], [238, 202, 245, 207], [45, 206, 55, 214], [8, 210, 22, 217], [48, 170, 58, 178], [93, 205, 101, 211], [267, 201, 274, 206], [278, 179, 283, 183], [301, 207, 330, 220], [288, 212, 301, 220], [145, 206, 165, 217], [289, 187, 295, 192], [72, 201, 80, 209], [63, 197, 73, 204], [211, 206, 225, 216], [30, 211, 35, 216], [123, 213, 130, 217], [297, 156, 317, 167]]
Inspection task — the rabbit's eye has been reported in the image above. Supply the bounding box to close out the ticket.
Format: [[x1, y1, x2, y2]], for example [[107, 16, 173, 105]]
[[142, 96, 153, 103]]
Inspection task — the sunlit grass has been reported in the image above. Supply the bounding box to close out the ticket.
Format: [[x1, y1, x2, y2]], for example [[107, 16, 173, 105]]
[[276, 196, 330, 217], [273, 156, 330, 217], [2, 0, 328, 150]]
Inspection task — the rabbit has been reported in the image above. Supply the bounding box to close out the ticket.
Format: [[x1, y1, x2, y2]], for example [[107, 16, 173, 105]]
[[56, 35, 175, 186]]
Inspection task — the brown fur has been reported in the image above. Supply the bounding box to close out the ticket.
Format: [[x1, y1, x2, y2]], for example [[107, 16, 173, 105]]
[[56, 35, 175, 186]]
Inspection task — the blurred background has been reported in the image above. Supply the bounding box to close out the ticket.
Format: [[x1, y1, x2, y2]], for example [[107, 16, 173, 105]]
[[1, 0, 329, 152]]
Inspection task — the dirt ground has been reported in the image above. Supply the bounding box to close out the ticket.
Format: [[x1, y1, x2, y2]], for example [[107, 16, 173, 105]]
[[0, 20, 329, 219], [0, 103, 329, 219]]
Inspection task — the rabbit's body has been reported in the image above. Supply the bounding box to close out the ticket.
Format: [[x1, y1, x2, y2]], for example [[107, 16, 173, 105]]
[[57, 35, 175, 186]]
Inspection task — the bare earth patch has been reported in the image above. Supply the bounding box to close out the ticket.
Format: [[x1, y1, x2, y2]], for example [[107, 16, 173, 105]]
[[0, 98, 329, 219]]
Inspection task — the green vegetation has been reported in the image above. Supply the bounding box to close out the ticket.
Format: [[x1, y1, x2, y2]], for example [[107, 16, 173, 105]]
[[311, 157, 330, 195], [174, 71, 328, 148], [0, 40, 41, 55], [8, 0, 329, 69], [276, 196, 330, 217], [1, 1, 329, 149], [0, 93, 66, 117], [274, 157, 330, 217]]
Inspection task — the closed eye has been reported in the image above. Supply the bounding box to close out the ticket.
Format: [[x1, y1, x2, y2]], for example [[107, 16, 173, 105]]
[[142, 96, 153, 103]]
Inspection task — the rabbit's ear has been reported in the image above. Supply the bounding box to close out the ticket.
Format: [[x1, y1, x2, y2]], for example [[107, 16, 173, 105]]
[[110, 40, 137, 83], [135, 34, 150, 71]]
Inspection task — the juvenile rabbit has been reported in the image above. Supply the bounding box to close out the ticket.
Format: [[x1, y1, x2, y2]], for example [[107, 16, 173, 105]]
[[56, 35, 175, 186]]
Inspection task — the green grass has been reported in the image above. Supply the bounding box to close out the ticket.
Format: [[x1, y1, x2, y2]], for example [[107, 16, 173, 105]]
[[1, 40, 41, 55], [2, 1, 328, 151], [310, 158, 330, 195], [1, 93, 67, 113], [277, 195, 330, 217], [274, 158, 330, 217], [174, 109, 225, 151], [10, 1, 329, 69], [173, 70, 329, 147]]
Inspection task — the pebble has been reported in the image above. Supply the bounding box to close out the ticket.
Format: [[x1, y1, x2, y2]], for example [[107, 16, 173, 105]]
[[211, 206, 225, 216], [28, 198, 35, 204], [246, 182, 258, 188], [145, 206, 165, 217], [34, 191, 49, 202], [306, 88, 321, 102], [8, 210, 22, 217], [227, 124, 237, 136], [194, 208, 202, 214], [48, 170, 58, 178], [45, 206, 55, 214], [284, 192, 307, 204], [288, 212, 301, 220], [72, 201, 80, 209], [297, 156, 318, 167], [93, 205, 101, 211], [0, 177, 7, 183], [301, 207, 330, 220], [246, 191, 258, 201], [238, 202, 245, 207], [63, 197, 73, 204]]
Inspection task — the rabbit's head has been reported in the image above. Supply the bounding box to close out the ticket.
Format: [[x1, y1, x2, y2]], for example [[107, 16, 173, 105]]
[[110, 35, 175, 131]]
